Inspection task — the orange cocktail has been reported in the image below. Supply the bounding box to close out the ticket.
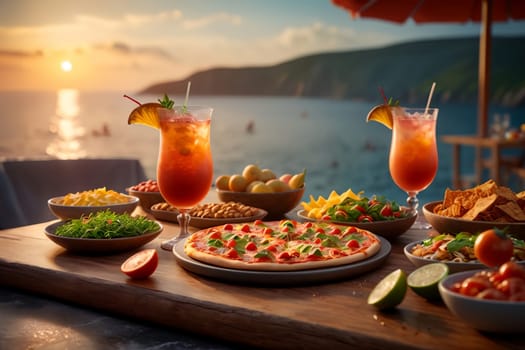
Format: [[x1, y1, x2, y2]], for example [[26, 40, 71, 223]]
[[389, 107, 438, 227], [157, 106, 213, 250]]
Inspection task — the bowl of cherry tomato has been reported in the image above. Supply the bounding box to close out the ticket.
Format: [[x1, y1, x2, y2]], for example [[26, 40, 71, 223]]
[[127, 179, 165, 213], [438, 261, 525, 333]]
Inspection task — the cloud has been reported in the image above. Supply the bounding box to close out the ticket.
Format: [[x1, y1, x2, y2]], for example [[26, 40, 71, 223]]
[[276, 21, 357, 50], [0, 8, 240, 52], [181, 12, 242, 30], [0, 49, 44, 58], [123, 10, 183, 26], [93, 41, 174, 60]]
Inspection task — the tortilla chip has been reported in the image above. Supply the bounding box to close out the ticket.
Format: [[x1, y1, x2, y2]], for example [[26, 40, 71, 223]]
[[437, 203, 463, 217], [442, 189, 464, 208], [436, 180, 524, 222], [496, 201, 525, 222], [475, 179, 498, 195], [461, 194, 497, 221], [494, 186, 519, 202]]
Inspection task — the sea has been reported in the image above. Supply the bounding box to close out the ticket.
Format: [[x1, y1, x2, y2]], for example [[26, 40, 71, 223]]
[[1, 89, 525, 206]]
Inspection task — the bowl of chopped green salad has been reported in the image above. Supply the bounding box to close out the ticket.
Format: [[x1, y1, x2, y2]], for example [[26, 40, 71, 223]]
[[297, 195, 416, 239], [44, 210, 163, 254]]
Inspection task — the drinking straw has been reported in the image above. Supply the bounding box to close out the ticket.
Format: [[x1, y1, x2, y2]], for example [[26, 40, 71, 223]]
[[184, 81, 191, 107], [424, 82, 436, 114]]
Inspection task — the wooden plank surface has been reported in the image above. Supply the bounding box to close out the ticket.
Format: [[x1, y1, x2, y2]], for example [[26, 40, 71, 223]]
[[0, 217, 523, 349]]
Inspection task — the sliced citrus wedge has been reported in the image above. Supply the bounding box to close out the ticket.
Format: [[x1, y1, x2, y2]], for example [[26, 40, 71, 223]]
[[366, 105, 393, 129], [367, 268, 407, 310], [127, 102, 162, 129], [407, 263, 449, 300]]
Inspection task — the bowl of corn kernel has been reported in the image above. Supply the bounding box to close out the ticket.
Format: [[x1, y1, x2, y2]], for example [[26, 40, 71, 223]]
[[48, 187, 139, 220]]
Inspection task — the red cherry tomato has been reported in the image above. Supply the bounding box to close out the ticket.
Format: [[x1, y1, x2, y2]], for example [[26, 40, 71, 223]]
[[328, 227, 342, 235], [474, 228, 513, 267], [357, 214, 373, 222], [245, 241, 257, 251], [226, 248, 239, 259], [459, 276, 492, 296], [121, 249, 158, 279], [476, 288, 507, 300], [498, 261, 525, 280], [497, 277, 525, 296], [226, 239, 237, 248], [344, 226, 358, 234], [262, 227, 273, 235], [454, 262, 525, 300], [351, 205, 366, 214], [379, 204, 393, 217], [346, 239, 360, 249], [277, 251, 291, 260]]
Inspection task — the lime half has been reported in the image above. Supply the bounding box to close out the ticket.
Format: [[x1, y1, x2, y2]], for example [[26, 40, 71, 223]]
[[367, 268, 407, 310], [407, 263, 449, 300]]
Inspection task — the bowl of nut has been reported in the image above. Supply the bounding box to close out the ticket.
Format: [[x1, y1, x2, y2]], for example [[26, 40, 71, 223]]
[[127, 179, 165, 213], [150, 201, 267, 229], [215, 164, 306, 220]]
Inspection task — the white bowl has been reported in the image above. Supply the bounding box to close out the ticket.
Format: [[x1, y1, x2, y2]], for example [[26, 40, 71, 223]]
[[439, 270, 525, 333]]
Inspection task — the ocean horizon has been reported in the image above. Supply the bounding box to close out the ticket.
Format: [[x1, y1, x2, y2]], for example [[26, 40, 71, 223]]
[[2, 89, 525, 206]]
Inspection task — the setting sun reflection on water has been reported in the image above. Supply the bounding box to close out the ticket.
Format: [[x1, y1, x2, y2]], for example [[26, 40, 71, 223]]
[[46, 89, 86, 159]]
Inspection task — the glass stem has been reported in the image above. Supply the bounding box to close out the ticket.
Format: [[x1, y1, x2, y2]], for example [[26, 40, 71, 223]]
[[406, 192, 419, 217], [160, 209, 192, 251], [177, 210, 191, 239]]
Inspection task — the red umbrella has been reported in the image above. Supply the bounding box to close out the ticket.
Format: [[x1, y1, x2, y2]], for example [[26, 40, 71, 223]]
[[332, 0, 525, 137]]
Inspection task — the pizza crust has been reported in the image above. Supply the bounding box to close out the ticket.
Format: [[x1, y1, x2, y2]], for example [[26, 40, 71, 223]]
[[185, 242, 380, 271]]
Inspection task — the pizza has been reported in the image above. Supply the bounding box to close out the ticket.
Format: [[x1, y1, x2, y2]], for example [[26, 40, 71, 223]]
[[184, 219, 381, 271]]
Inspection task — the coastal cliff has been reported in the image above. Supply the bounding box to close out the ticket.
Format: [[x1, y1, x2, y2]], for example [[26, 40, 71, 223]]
[[141, 36, 525, 107]]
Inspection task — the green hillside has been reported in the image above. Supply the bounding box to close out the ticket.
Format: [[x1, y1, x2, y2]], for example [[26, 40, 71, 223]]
[[141, 36, 525, 107]]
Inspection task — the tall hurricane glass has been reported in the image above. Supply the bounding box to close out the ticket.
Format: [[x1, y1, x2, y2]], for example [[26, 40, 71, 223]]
[[389, 107, 438, 229], [157, 106, 213, 251]]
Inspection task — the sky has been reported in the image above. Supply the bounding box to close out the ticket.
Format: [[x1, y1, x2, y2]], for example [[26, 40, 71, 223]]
[[1, 0, 524, 92]]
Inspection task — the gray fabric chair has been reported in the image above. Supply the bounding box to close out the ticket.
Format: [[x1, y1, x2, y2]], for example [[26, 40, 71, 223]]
[[0, 158, 147, 229]]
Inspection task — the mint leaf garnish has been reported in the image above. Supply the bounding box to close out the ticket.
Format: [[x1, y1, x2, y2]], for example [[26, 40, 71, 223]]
[[158, 94, 175, 109]]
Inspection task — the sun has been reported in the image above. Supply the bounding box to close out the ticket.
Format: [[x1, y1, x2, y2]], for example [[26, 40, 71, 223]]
[[61, 60, 73, 72]]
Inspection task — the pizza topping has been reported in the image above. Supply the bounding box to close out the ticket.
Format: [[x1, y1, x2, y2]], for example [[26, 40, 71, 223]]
[[346, 239, 360, 249], [185, 220, 381, 270]]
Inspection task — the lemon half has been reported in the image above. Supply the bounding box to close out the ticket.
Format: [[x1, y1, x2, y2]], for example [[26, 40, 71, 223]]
[[127, 102, 162, 129]]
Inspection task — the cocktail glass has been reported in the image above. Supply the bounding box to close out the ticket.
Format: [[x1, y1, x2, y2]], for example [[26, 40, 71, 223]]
[[389, 107, 438, 229], [157, 106, 213, 251]]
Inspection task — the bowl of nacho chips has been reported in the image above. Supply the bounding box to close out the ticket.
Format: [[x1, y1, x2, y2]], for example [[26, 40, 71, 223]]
[[423, 180, 525, 237]]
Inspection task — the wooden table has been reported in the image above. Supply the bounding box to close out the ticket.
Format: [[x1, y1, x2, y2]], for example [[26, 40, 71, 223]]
[[441, 134, 525, 188], [0, 212, 522, 349]]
